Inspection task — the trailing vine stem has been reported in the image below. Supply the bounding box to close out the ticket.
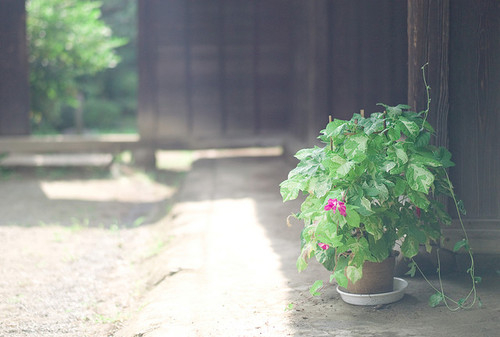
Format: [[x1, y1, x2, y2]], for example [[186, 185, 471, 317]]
[[421, 62, 431, 129], [411, 63, 479, 310], [440, 169, 479, 309], [410, 160, 480, 310]]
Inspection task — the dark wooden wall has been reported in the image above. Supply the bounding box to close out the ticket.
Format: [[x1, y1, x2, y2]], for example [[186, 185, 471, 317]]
[[138, 0, 293, 149], [289, 0, 408, 145], [408, 0, 500, 254], [447, 0, 500, 251], [408, 0, 450, 148], [0, 0, 30, 135], [138, 0, 407, 149]]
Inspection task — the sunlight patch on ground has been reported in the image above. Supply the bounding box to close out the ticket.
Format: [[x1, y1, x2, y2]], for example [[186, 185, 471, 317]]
[[119, 197, 293, 336], [1, 153, 114, 167], [155, 146, 283, 172], [40, 179, 175, 202]]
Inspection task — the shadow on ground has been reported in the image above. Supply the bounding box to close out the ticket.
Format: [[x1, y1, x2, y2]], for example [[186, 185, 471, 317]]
[[115, 155, 500, 337], [0, 166, 184, 229]]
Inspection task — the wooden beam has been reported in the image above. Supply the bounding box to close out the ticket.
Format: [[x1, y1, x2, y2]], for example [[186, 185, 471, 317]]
[[407, 0, 450, 148], [137, 0, 160, 147], [0, 0, 30, 135], [0, 134, 140, 154]]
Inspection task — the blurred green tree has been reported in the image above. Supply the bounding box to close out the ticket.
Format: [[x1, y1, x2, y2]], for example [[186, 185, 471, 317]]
[[80, 0, 137, 133], [27, 0, 127, 133]]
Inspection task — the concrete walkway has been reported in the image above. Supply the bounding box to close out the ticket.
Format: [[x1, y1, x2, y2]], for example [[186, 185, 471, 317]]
[[116, 154, 500, 337]]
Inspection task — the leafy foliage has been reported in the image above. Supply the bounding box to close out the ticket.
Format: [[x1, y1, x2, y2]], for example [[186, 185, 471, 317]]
[[280, 104, 456, 289], [27, 0, 128, 132]]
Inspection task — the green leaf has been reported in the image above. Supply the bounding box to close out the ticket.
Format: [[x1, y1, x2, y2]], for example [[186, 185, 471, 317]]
[[399, 117, 419, 137], [324, 119, 347, 138], [410, 154, 443, 168], [415, 132, 431, 147], [348, 237, 371, 266], [423, 120, 435, 133], [294, 146, 324, 161], [363, 216, 384, 240], [377, 103, 403, 118], [345, 207, 361, 228], [279, 177, 303, 202], [314, 244, 336, 271], [298, 196, 323, 221], [338, 161, 355, 177], [434, 147, 455, 168], [309, 280, 323, 296], [396, 104, 412, 110], [382, 161, 396, 172], [296, 255, 308, 272], [345, 265, 363, 284], [357, 197, 373, 216], [323, 154, 345, 173], [406, 164, 435, 193], [407, 190, 430, 210], [334, 271, 348, 288], [457, 200, 467, 215], [394, 143, 408, 164], [309, 176, 332, 198], [405, 261, 417, 277], [363, 117, 385, 135], [343, 134, 368, 161], [294, 148, 314, 161], [453, 239, 470, 252], [393, 177, 406, 197], [428, 292, 444, 307], [374, 182, 389, 201], [401, 236, 419, 258], [333, 256, 349, 287], [387, 127, 401, 141], [430, 200, 452, 224], [315, 217, 336, 243]]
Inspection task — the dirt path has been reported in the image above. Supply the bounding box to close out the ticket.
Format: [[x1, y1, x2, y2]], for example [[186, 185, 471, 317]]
[[1, 153, 499, 337], [115, 156, 500, 337], [0, 164, 184, 336]]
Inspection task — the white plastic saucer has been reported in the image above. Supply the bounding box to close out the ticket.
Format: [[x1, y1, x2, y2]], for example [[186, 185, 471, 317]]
[[336, 277, 408, 306]]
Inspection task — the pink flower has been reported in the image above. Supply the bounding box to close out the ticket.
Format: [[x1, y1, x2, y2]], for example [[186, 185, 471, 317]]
[[415, 207, 421, 218], [324, 198, 339, 211], [338, 202, 347, 217], [325, 198, 347, 217], [318, 243, 330, 250]]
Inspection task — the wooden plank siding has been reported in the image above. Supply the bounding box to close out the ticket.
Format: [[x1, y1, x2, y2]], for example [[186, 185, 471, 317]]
[[445, 0, 500, 253], [289, 0, 408, 147], [138, 0, 293, 149], [407, 0, 500, 255], [408, 0, 450, 148], [329, 1, 408, 122], [0, 0, 30, 135]]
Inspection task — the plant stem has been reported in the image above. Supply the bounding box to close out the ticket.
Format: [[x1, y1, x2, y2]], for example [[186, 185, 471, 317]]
[[329, 115, 333, 151], [421, 63, 431, 129], [412, 168, 479, 310]]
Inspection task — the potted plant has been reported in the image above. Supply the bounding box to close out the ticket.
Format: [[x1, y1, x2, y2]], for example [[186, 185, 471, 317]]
[[280, 102, 457, 300]]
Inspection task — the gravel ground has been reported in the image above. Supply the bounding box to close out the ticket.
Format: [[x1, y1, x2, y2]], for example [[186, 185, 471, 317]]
[[0, 162, 184, 337], [1, 152, 499, 337]]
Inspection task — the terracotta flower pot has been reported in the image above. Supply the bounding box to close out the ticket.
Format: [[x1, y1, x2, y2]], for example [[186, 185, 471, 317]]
[[346, 256, 395, 294]]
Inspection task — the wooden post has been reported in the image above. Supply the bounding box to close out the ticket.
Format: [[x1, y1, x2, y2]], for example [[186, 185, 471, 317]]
[[0, 0, 30, 135], [136, 0, 161, 167], [407, 0, 450, 147], [289, 0, 329, 145]]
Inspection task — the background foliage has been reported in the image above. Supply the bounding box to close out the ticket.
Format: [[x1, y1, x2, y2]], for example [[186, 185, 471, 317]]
[[27, 0, 137, 134]]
